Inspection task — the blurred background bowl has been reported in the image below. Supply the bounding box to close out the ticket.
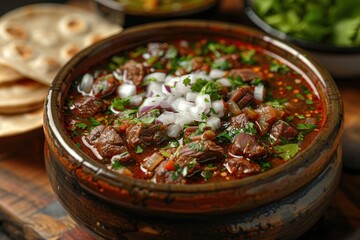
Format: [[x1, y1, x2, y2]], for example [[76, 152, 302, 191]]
[[93, 0, 219, 27], [244, 0, 360, 79]]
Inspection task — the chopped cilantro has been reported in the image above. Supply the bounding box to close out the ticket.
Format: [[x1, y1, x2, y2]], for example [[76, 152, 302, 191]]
[[90, 118, 101, 127], [211, 59, 231, 70], [241, 49, 257, 65], [251, 77, 262, 86], [136, 145, 144, 154], [165, 46, 178, 59], [75, 122, 87, 130], [191, 78, 208, 92], [229, 75, 245, 89], [182, 77, 191, 86], [302, 85, 311, 94], [260, 161, 271, 172], [140, 116, 156, 124], [266, 100, 286, 109], [201, 112, 208, 120], [111, 56, 127, 65], [210, 107, 217, 115], [132, 46, 147, 58], [152, 62, 164, 69], [296, 93, 305, 100], [243, 122, 257, 135], [188, 159, 197, 169], [201, 170, 213, 181], [286, 116, 294, 122], [297, 114, 305, 119], [297, 123, 316, 131], [112, 159, 125, 170], [274, 143, 300, 160], [285, 85, 293, 91], [306, 99, 314, 104], [111, 97, 131, 110], [75, 142, 81, 148], [199, 81, 223, 101], [270, 61, 290, 73]]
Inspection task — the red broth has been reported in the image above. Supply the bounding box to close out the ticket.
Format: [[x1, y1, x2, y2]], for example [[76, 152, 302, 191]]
[[63, 38, 323, 184]]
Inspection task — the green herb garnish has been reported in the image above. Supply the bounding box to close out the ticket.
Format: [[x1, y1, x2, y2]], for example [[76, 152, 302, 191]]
[[273, 143, 300, 160]]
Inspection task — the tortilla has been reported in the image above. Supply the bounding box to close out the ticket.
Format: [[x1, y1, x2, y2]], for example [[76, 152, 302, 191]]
[[0, 4, 122, 85], [0, 64, 23, 84], [0, 107, 43, 138], [0, 79, 48, 114]]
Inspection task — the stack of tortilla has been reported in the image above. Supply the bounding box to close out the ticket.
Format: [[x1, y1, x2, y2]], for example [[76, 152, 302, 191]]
[[0, 4, 122, 138]]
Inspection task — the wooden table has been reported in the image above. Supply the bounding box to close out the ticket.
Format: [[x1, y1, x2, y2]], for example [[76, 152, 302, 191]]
[[0, 0, 359, 239]]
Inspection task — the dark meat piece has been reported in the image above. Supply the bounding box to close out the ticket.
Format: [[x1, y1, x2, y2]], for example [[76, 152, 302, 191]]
[[126, 123, 168, 148], [183, 126, 215, 141], [255, 105, 278, 135], [141, 152, 165, 172], [229, 87, 254, 109], [178, 140, 226, 164], [229, 68, 261, 82], [92, 74, 118, 98], [71, 96, 106, 118], [122, 60, 144, 86], [151, 161, 185, 184], [229, 133, 267, 159], [231, 113, 249, 129], [147, 42, 168, 57], [219, 54, 241, 68], [224, 157, 261, 178], [86, 125, 129, 161], [270, 120, 297, 143]]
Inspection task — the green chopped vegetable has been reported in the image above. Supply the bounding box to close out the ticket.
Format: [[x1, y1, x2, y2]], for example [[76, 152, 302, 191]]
[[112, 159, 125, 170], [136, 145, 144, 154], [199, 81, 223, 101], [274, 143, 300, 160], [191, 78, 208, 92], [75, 122, 87, 130], [111, 97, 131, 110], [211, 59, 231, 70]]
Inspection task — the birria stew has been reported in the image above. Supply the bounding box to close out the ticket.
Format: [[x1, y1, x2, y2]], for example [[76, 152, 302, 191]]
[[63, 38, 323, 184]]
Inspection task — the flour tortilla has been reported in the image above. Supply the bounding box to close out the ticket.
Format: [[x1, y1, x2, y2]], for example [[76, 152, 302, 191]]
[[0, 4, 122, 85], [0, 64, 23, 84], [0, 107, 43, 138], [0, 79, 48, 114]]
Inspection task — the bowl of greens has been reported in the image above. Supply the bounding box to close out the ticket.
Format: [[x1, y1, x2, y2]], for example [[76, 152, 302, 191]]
[[245, 0, 360, 78]]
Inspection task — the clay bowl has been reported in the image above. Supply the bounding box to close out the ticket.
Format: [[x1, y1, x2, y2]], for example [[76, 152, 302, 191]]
[[43, 21, 343, 240], [244, 0, 360, 79]]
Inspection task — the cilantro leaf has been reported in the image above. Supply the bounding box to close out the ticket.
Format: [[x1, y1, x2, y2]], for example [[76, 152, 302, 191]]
[[191, 78, 208, 92], [273, 143, 300, 160], [111, 97, 131, 110]]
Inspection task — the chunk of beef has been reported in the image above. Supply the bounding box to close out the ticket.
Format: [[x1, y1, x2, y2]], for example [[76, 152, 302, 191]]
[[178, 140, 226, 163], [86, 125, 129, 161], [219, 54, 241, 68], [151, 161, 185, 184], [229, 87, 254, 109], [122, 60, 144, 86], [224, 157, 261, 178], [92, 74, 118, 98], [231, 113, 249, 129], [126, 123, 168, 148], [270, 120, 297, 143], [183, 126, 215, 141], [229, 68, 261, 82], [71, 96, 106, 118], [141, 152, 165, 172], [229, 133, 267, 159], [255, 105, 278, 135]]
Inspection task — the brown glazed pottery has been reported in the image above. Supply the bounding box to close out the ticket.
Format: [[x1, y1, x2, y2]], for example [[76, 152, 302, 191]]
[[44, 21, 343, 240]]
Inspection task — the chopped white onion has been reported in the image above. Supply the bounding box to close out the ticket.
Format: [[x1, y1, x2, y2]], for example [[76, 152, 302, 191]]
[[189, 106, 206, 121], [162, 84, 172, 96], [217, 78, 232, 87], [117, 84, 136, 98], [185, 92, 198, 102], [207, 116, 221, 130], [174, 114, 193, 128], [144, 72, 166, 83], [164, 75, 179, 87], [139, 96, 164, 114], [147, 82, 162, 97], [142, 52, 151, 59], [195, 94, 211, 111], [209, 69, 226, 79], [167, 124, 182, 138], [79, 73, 94, 93], [113, 70, 122, 81], [130, 95, 143, 107], [171, 97, 184, 111], [177, 99, 195, 112], [175, 78, 191, 95], [211, 100, 225, 117], [254, 84, 264, 101], [157, 111, 176, 125]]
